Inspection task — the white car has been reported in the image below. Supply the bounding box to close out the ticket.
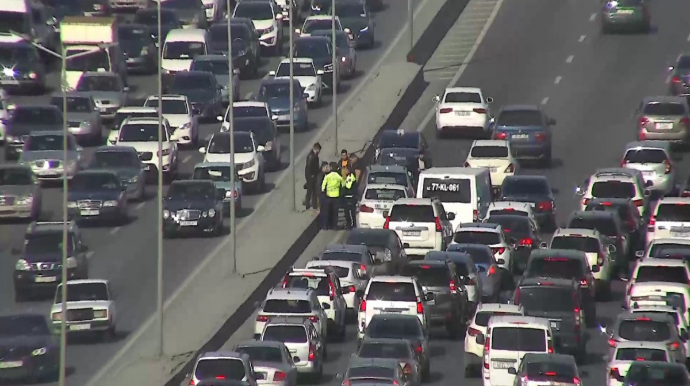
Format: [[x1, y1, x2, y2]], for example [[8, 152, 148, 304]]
[[296, 15, 344, 37], [621, 140, 675, 194], [357, 183, 409, 229], [637, 238, 690, 259], [115, 117, 179, 181], [450, 223, 516, 273], [50, 279, 116, 340], [385, 197, 454, 256], [234, 0, 283, 55], [486, 201, 536, 225], [200, 131, 266, 193], [576, 167, 650, 217], [626, 281, 690, 327], [144, 95, 199, 146], [606, 341, 675, 386], [270, 58, 324, 105], [646, 197, 690, 246], [108, 106, 160, 145], [433, 87, 493, 138], [305, 260, 369, 313], [464, 140, 516, 187], [253, 287, 327, 339], [627, 259, 690, 301], [218, 101, 272, 131]]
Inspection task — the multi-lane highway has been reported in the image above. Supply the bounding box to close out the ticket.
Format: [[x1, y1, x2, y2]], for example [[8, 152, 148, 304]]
[[0, 2, 421, 384]]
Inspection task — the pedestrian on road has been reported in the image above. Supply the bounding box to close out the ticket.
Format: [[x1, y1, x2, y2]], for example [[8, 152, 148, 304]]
[[304, 142, 321, 210], [342, 166, 357, 229], [338, 149, 349, 178], [322, 161, 343, 230]]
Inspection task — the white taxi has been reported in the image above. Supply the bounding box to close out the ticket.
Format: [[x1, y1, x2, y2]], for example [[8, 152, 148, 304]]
[[357, 183, 409, 229], [464, 140, 516, 187]]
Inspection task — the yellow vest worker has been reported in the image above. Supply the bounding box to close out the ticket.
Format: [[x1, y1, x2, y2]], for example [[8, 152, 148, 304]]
[[322, 171, 343, 198], [343, 173, 356, 195]]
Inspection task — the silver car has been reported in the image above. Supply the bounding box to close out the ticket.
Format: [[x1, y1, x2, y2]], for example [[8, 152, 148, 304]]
[[341, 358, 410, 386], [50, 92, 105, 145], [0, 164, 42, 220], [235, 340, 298, 386], [75, 72, 130, 120], [635, 96, 690, 144], [19, 131, 82, 181], [622, 140, 677, 194], [355, 338, 421, 386], [190, 55, 241, 105]]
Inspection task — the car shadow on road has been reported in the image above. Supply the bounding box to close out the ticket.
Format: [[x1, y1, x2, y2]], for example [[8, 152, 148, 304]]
[[31, 366, 75, 385], [67, 329, 130, 346], [429, 345, 447, 358], [427, 371, 445, 383]]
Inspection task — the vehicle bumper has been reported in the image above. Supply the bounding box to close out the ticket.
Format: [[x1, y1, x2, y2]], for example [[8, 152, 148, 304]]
[[273, 111, 307, 128], [670, 82, 690, 95], [510, 143, 549, 160], [126, 56, 150, 71], [0, 204, 33, 219], [295, 361, 318, 374], [14, 269, 79, 292], [489, 171, 512, 187], [109, 0, 149, 9], [436, 115, 489, 134], [427, 305, 456, 326], [0, 78, 44, 92], [163, 217, 218, 234], [344, 292, 357, 310], [0, 356, 59, 381], [33, 168, 76, 181], [52, 319, 111, 334], [304, 89, 319, 103], [404, 247, 438, 258], [639, 129, 688, 143], [68, 206, 122, 221], [512, 247, 531, 270], [260, 33, 279, 48], [356, 213, 386, 229]]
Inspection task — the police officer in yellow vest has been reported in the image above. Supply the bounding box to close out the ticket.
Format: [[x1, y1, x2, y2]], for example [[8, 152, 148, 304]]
[[342, 166, 357, 229], [321, 162, 343, 230]]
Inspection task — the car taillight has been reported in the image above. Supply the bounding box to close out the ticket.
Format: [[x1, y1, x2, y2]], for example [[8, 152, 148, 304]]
[[504, 164, 514, 173], [329, 281, 335, 301], [639, 129, 646, 141], [669, 341, 680, 350], [473, 108, 487, 114], [359, 204, 374, 213], [493, 132, 508, 140], [402, 364, 412, 375], [435, 217, 442, 232], [463, 162, 470, 167], [466, 277, 475, 285], [383, 217, 390, 229], [610, 367, 621, 378], [257, 315, 269, 322], [189, 379, 195, 386], [608, 338, 618, 347], [574, 307, 581, 326], [216, 376, 226, 380], [346, 285, 356, 292], [488, 265, 497, 275], [673, 76, 681, 83], [582, 198, 590, 206], [274, 371, 286, 381], [639, 116, 650, 126], [538, 200, 553, 211], [682, 117, 690, 128], [484, 336, 491, 353], [633, 199, 644, 207], [417, 301, 423, 314], [519, 238, 532, 247], [665, 160, 672, 174], [468, 327, 482, 336], [360, 299, 366, 311], [547, 340, 554, 353], [439, 108, 453, 114], [620, 158, 628, 167], [627, 283, 635, 296], [534, 132, 546, 142], [449, 280, 457, 294], [308, 344, 316, 361], [309, 316, 319, 323], [597, 253, 604, 266], [473, 209, 479, 221], [648, 216, 656, 232], [414, 344, 423, 353], [514, 288, 520, 303], [491, 247, 505, 255], [579, 278, 588, 287], [573, 377, 581, 385], [282, 275, 289, 287], [483, 359, 489, 370]]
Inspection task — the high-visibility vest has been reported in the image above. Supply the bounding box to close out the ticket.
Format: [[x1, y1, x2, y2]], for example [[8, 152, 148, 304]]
[[343, 173, 356, 196], [322, 172, 343, 198]]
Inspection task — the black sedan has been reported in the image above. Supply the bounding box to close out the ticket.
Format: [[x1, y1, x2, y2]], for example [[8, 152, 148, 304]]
[[333, 0, 375, 48], [484, 214, 541, 272], [67, 170, 129, 225], [133, 8, 183, 46], [168, 71, 224, 121], [163, 180, 225, 238], [208, 23, 260, 78], [499, 175, 558, 230], [118, 24, 158, 74], [3, 105, 63, 160], [293, 36, 339, 90], [0, 314, 59, 383]]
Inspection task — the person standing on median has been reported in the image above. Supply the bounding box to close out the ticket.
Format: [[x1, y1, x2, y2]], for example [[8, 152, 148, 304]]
[[304, 142, 321, 210], [342, 165, 357, 230], [321, 161, 343, 230]]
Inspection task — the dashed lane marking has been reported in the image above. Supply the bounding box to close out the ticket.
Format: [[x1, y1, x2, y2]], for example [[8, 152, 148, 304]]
[[182, 154, 192, 164], [541, 97, 549, 105], [244, 92, 253, 99], [86, 251, 95, 260], [554, 76, 562, 84], [589, 13, 596, 22], [135, 202, 146, 210], [687, 33, 690, 42], [566, 55, 574, 64], [579, 35, 586, 42], [110, 227, 121, 235]]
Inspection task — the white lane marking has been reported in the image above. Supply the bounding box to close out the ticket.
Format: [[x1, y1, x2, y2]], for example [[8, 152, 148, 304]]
[[687, 33, 690, 42], [566, 55, 574, 64], [86, 251, 95, 260], [244, 92, 253, 100], [110, 227, 121, 235], [135, 202, 146, 210], [579, 35, 586, 42], [541, 97, 549, 105], [182, 154, 192, 164], [416, 0, 504, 133], [666, 75, 672, 84], [589, 13, 596, 22], [554, 76, 562, 84]]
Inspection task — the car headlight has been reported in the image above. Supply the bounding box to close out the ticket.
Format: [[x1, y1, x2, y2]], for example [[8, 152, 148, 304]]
[[265, 25, 275, 33], [66, 257, 77, 269], [324, 63, 333, 71], [208, 208, 216, 217], [16, 196, 33, 205], [360, 26, 368, 32], [202, 211, 208, 217], [307, 84, 316, 91], [162, 68, 170, 74], [242, 159, 255, 169], [93, 309, 108, 319], [103, 200, 118, 207], [32, 348, 47, 356], [159, 148, 171, 157], [129, 176, 138, 183], [80, 121, 91, 129], [163, 209, 170, 219], [28, 71, 38, 80], [51, 312, 61, 321], [15, 259, 30, 271], [67, 201, 77, 208]]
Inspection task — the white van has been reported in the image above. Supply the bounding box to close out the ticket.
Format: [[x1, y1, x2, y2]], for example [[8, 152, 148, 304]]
[[161, 29, 209, 74], [417, 167, 492, 230], [0, 0, 57, 53], [480, 315, 554, 386]]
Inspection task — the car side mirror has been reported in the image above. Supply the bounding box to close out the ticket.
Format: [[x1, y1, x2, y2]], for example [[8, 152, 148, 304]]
[[317, 70, 325, 75], [539, 242, 547, 249], [669, 65, 675, 72], [382, 211, 389, 218], [257, 145, 266, 152], [635, 250, 644, 259], [424, 292, 434, 301], [486, 97, 494, 104], [199, 147, 207, 154], [276, 13, 283, 20], [432, 95, 440, 103], [356, 290, 364, 298], [233, 68, 240, 75], [475, 334, 485, 345], [496, 258, 505, 265], [294, 28, 300, 34], [269, 70, 276, 76], [592, 265, 601, 273], [508, 238, 517, 249], [607, 244, 617, 254], [216, 115, 223, 122], [575, 186, 584, 196], [643, 189, 651, 196], [123, 86, 130, 92], [507, 368, 517, 375], [321, 302, 331, 310], [548, 118, 556, 125], [447, 212, 455, 221]]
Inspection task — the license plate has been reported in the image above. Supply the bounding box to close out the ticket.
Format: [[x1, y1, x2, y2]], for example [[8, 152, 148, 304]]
[[374, 204, 387, 210], [180, 221, 198, 226], [35, 276, 57, 283], [492, 361, 514, 369], [1, 80, 19, 85], [455, 111, 470, 116], [403, 230, 421, 236], [672, 231, 690, 237], [0, 361, 22, 369], [489, 167, 498, 172], [656, 122, 673, 130], [550, 321, 560, 329], [617, 9, 634, 14], [81, 210, 99, 216], [69, 323, 91, 331], [144, 165, 151, 170], [511, 134, 529, 139], [642, 171, 654, 176]]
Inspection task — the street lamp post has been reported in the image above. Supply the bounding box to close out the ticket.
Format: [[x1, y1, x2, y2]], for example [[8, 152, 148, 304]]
[[331, 0, 338, 156], [156, 0, 165, 358], [289, 3, 295, 211], [408, 0, 413, 51], [226, 0, 237, 273]]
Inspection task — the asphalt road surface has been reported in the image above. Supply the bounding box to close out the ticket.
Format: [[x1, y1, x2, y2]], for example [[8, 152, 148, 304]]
[[0, 2, 420, 384]]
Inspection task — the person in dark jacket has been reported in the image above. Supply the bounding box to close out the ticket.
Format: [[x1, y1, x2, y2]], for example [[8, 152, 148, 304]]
[[316, 161, 329, 212], [304, 142, 321, 209]]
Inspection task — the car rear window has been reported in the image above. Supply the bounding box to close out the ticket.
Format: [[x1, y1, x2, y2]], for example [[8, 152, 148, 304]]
[[262, 325, 308, 343], [616, 348, 668, 361], [618, 320, 672, 341], [389, 204, 435, 222], [586, 202, 631, 221], [195, 358, 245, 381], [502, 179, 550, 196], [631, 293, 686, 310], [524, 362, 576, 379], [367, 282, 416, 302], [643, 103, 686, 116], [627, 363, 690, 384], [496, 110, 543, 126], [447, 245, 494, 265], [650, 244, 690, 258], [444, 92, 481, 103], [453, 231, 500, 245], [368, 172, 407, 186], [365, 188, 406, 201], [263, 299, 312, 313], [490, 327, 546, 351], [470, 146, 508, 158], [635, 266, 689, 284], [591, 181, 636, 199], [516, 287, 576, 312], [348, 366, 396, 379], [656, 204, 690, 222], [527, 258, 584, 279], [486, 216, 531, 234], [400, 265, 449, 286], [358, 342, 411, 359], [550, 236, 600, 253], [624, 149, 668, 164], [310, 265, 350, 278], [321, 251, 362, 263], [474, 311, 520, 327], [236, 346, 284, 363], [567, 217, 618, 237], [420, 178, 471, 203], [284, 276, 330, 296], [637, 311, 681, 326], [367, 317, 423, 339]]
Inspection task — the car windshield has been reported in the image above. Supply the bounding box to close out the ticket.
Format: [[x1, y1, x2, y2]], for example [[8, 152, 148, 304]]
[[259, 82, 300, 100], [303, 19, 335, 33], [11, 107, 61, 125], [309, 265, 349, 278], [636, 266, 689, 284], [314, 32, 349, 48], [368, 172, 407, 186], [70, 173, 120, 190], [516, 287, 575, 312], [643, 103, 685, 116], [0, 316, 49, 337], [114, 111, 159, 129], [209, 25, 249, 41], [486, 216, 531, 235], [626, 364, 689, 385], [236, 346, 283, 363], [262, 325, 308, 343], [76, 76, 120, 92], [335, 3, 365, 17], [421, 178, 471, 203], [502, 178, 550, 196], [624, 149, 668, 164], [379, 133, 419, 149], [118, 26, 149, 44], [444, 92, 481, 103], [366, 282, 416, 302], [400, 265, 448, 286], [276, 62, 316, 77], [263, 299, 312, 313], [135, 9, 178, 25], [389, 204, 435, 222], [25, 233, 74, 255], [650, 244, 690, 258], [51, 96, 92, 113], [490, 327, 546, 351], [25, 134, 75, 151], [348, 366, 395, 380], [453, 231, 500, 245], [192, 166, 240, 182], [90, 151, 140, 168], [367, 317, 423, 339], [471, 146, 508, 158], [474, 311, 520, 327], [358, 342, 411, 359], [228, 106, 267, 120], [446, 245, 493, 265], [550, 236, 600, 253], [234, 3, 274, 19], [194, 359, 245, 381], [0, 168, 32, 185], [171, 74, 214, 90], [163, 41, 206, 59], [167, 183, 216, 200], [284, 275, 330, 296], [119, 124, 165, 142], [56, 283, 108, 302], [496, 109, 543, 126], [619, 320, 672, 341], [235, 120, 273, 144], [208, 134, 254, 154], [64, 49, 109, 71], [678, 56, 690, 70], [527, 258, 583, 280], [294, 40, 330, 58], [364, 188, 406, 201], [656, 204, 690, 222], [616, 348, 668, 361], [145, 99, 189, 115], [191, 60, 229, 75], [567, 217, 617, 236]]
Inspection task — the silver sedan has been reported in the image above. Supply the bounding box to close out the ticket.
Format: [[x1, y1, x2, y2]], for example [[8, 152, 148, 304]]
[[235, 341, 297, 386], [50, 92, 105, 145], [75, 71, 129, 120]]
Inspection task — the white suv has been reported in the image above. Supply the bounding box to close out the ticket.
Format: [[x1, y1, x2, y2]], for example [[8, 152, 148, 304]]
[[270, 58, 323, 105], [646, 197, 690, 245], [357, 275, 429, 341], [383, 197, 454, 256], [200, 131, 266, 193], [577, 168, 650, 217], [621, 141, 675, 195], [451, 223, 515, 273], [357, 183, 409, 229], [464, 139, 516, 187], [433, 87, 492, 138], [233, 0, 283, 55], [115, 117, 179, 182], [253, 288, 327, 340], [144, 95, 199, 147]]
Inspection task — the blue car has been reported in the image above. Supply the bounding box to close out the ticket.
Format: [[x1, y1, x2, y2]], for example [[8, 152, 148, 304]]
[[445, 243, 502, 301], [67, 170, 129, 225], [256, 78, 309, 132], [491, 105, 555, 166]]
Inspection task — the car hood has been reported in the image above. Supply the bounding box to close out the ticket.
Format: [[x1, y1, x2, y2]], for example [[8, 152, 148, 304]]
[[163, 114, 192, 128], [339, 17, 368, 31], [118, 142, 168, 153], [173, 89, 216, 103], [84, 91, 124, 104], [0, 185, 34, 196], [265, 96, 291, 111], [6, 123, 62, 136], [252, 19, 275, 30], [164, 198, 217, 211], [68, 188, 122, 201], [65, 112, 98, 123], [0, 335, 56, 355], [204, 152, 254, 164], [20, 151, 80, 163]]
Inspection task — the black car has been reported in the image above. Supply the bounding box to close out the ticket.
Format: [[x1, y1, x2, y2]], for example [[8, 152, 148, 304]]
[[400, 260, 469, 337], [499, 175, 557, 230], [43, 0, 110, 18], [234, 117, 280, 171], [513, 277, 586, 361], [118, 24, 158, 74], [3, 106, 63, 160], [293, 36, 337, 89], [163, 180, 225, 238], [208, 23, 260, 78], [0, 314, 59, 382], [160, 0, 208, 29], [376, 130, 432, 166], [12, 221, 89, 301], [566, 210, 628, 269], [133, 8, 184, 46], [585, 197, 645, 254], [619, 361, 690, 386], [485, 214, 541, 272], [344, 228, 408, 275], [376, 148, 425, 185], [0, 42, 47, 94], [169, 71, 224, 120], [67, 170, 129, 224], [332, 0, 375, 48]]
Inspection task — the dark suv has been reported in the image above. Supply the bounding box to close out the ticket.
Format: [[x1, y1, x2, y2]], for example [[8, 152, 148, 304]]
[[499, 175, 557, 230], [523, 249, 597, 327], [12, 221, 89, 301], [514, 277, 586, 362], [585, 198, 645, 255], [566, 210, 628, 273], [400, 260, 468, 338]]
